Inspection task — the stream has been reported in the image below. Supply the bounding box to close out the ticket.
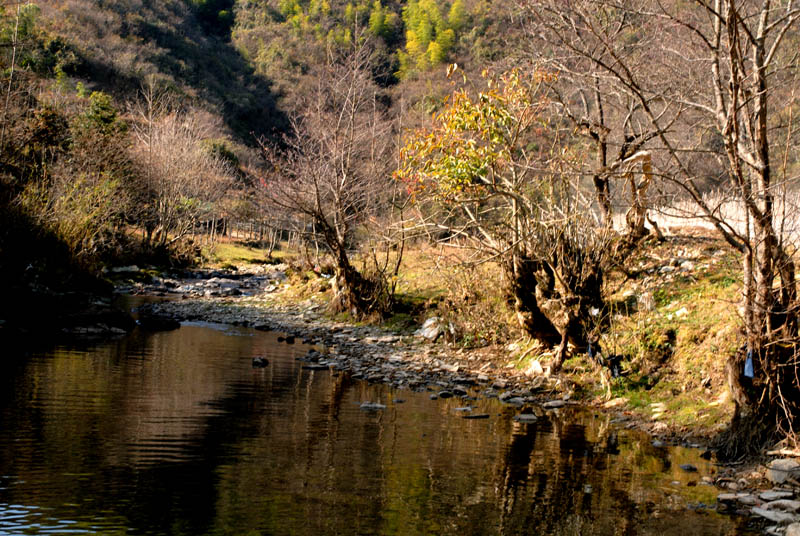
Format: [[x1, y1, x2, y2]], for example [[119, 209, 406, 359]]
[[0, 318, 754, 535]]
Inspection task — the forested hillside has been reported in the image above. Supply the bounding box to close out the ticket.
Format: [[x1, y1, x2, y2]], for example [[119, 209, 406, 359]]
[[0, 0, 514, 283]]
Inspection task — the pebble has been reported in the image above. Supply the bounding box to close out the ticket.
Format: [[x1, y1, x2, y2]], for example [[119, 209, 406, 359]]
[[513, 414, 538, 423], [679, 464, 698, 472], [543, 400, 566, 409], [360, 402, 386, 411]]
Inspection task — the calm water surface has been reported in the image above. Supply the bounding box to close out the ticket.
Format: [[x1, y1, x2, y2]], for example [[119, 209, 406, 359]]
[[0, 321, 752, 535]]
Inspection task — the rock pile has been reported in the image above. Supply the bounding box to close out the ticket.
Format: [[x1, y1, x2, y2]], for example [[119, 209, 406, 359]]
[[717, 459, 800, 535]]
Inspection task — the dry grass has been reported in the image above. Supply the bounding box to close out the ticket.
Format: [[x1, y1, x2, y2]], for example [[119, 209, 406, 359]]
[[203, 238, 294, 268], [578, 236, 742, 435]]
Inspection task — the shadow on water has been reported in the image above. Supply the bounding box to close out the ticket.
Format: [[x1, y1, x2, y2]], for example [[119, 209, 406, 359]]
[[0, 323, 754, 535]]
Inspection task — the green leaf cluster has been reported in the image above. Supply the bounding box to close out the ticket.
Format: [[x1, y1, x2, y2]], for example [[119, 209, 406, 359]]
[[81, 91, 127, 136], [397, 0, 463, 77], [397, 69, 550, 202], [273, 0, 398, 47]]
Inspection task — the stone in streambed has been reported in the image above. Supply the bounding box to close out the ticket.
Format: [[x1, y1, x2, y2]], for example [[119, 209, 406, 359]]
[[302, 364, 329, 371], [251, 357, 269, 368], [752, 506, 798, 524], [414, 317, 444, 341], [543, 400, 566, 409], [763, 499, 800, 512], [786, 523, 800, 536], [737, 495, 759, 506], [761, 490, 795, 501], [138, 313, 181, 331], [768, 459, 800, 484]]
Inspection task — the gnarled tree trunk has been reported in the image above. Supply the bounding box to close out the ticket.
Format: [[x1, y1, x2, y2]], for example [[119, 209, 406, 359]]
[[507, 237, 608, 371]]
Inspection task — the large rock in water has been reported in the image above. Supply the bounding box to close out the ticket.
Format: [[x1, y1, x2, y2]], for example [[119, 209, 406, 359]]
[[138, 313, 181, 331], [767, 459, 800, 484]]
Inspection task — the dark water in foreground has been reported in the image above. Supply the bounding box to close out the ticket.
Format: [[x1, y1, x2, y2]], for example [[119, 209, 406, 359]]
[[0, 322, 751, 535]]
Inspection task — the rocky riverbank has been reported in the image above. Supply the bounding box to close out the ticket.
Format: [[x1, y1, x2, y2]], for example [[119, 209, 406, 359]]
[[117, 259, 800, 535], [129, 264, 568, 409], [0, 282, 135, 341], [120, 260, 724, 442]]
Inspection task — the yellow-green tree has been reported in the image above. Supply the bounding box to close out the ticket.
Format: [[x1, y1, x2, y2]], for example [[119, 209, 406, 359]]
[[397, 67, 612, 369], [398, 0, 458, 77]]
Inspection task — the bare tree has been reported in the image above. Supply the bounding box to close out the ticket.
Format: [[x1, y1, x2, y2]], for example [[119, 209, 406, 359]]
[[259, 39, 397, 317], [129, 86, 235, 250], [519, 2, 677, 239], [520, 0, 800, 455]]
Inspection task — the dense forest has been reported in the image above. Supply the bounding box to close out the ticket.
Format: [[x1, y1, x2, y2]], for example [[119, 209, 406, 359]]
[[2, 0, 800, 457]]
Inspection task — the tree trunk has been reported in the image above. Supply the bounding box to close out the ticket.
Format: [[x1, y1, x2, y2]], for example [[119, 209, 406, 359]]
[[328, 246, 387, 318], [720, 182, 800, 457], [506, 253, 604, 371]]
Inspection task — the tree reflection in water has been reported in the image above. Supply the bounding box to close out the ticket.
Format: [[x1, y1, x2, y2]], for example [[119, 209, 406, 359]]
[[0, 324, 749, 535]]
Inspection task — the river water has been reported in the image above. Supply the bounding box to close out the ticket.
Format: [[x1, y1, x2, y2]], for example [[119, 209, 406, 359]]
[[0, 321, 753, 535]]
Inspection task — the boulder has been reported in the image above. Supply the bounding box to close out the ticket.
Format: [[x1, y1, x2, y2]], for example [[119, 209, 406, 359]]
[[525, 360, 544, 377], [137, 313, 180, 331], [767, 459, 800, 484], [414, 317, 456, 341], [762, 490, 795, 501], [763, 499, 800, 512], [752, 506, 798, 524], [414, 317, 443, 340], [786, 523, 800, 536], [110, 265, 140, 273]]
